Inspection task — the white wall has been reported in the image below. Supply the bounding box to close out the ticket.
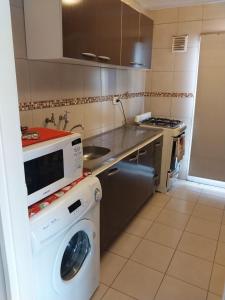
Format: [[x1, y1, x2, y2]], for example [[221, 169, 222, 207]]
[[145, 2, 225, 179], [0, 248, 6, 300]]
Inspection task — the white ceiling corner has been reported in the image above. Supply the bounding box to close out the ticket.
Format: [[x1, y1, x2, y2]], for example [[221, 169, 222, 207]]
[[135, 0, 225, 10]]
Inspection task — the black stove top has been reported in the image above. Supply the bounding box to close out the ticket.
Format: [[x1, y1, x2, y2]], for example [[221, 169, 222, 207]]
[[141, 118, 183, 128]]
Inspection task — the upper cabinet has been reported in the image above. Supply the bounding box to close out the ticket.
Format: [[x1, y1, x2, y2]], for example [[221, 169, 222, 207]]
[[121, 3, 140, 67], [24, 0, 153, 69], [139, 14, 153, 69], [62, 0, 121, 65]]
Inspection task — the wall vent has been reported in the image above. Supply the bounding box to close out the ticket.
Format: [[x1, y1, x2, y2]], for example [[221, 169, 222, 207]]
[[172, 35, 188, 53]]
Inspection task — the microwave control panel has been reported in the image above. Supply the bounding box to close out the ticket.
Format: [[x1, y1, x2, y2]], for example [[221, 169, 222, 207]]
[[72, 138, 83, 170]]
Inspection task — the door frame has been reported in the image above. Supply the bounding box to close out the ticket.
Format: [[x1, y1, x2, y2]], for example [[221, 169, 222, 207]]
[[0, 1, 35, 299]]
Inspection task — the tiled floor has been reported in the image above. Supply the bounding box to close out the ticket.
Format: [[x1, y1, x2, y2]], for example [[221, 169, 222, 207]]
[[92, 180, 225, 300]]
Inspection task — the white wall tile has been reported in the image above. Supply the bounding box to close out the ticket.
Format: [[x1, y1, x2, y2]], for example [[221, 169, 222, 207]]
[[178, 21, 202, 48], [148, 97, 172, 118], [20, 110, 33, 127], [203, 3, 225, 20], [173, 71, 197, 93], [170, 98, 194, 119], [83, 102, 103, 132], [145, 70, 152, 91], [32, 108, 58, 128], [60, 64, 84, 98], [153, 23, 178, 49], [128, 69, 146, 93], [101, 68, 117, 96], [178, 6, 203, 22], [151, 71, 173, 92], [15, 59, 30, 102], [174, 48, 199, 72], [116, 69, 129, 94], [10, 6, 26, 59], [83, 66, 101, 97], [148, 8, 178, 24], [29, 61, 62, 101], [202, 19, 225, 33], [152, 49, 175, 72], [144, 96, 151, 112], [102, 101, 115, 128]]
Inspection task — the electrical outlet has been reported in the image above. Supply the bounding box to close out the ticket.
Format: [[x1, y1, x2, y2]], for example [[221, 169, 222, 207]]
[[112, 96, 119, 105]]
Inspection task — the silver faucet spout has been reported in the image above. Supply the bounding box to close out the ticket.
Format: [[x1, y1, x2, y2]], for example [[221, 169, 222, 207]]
[[70, 124, 84, 132]]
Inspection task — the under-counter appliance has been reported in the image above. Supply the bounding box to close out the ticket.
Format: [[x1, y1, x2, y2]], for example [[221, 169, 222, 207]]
[[135, 113, 186, 193], [30, 176, 102, 300], [23, 133, 83, 206]]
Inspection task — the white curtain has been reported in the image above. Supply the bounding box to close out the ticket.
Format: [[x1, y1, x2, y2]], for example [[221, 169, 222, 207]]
[[189, 33, 225, 182]]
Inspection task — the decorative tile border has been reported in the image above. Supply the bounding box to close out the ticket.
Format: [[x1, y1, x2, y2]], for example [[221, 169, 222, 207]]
[[19, 91, 194, 111]]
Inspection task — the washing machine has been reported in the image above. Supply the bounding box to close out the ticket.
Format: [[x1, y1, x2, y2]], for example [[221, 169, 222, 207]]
[[30, 176, 102, 300]]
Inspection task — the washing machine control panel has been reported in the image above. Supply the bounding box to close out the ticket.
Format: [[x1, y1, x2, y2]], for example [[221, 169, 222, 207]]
[[30, 176, 102, 247]]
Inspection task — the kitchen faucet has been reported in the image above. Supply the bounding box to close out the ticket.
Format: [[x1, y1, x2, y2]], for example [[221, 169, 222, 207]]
[[59, 111, 70, 130], [45, 113, 56, 126], [70, 124, 84, 132]]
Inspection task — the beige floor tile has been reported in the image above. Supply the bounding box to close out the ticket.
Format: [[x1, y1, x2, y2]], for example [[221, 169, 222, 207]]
[[199, 193, 225, 210], [219, 225, 225, 242], [155, 275, 207, 300], [156, 209, 190, 230], [112, 260, 163, 300], [178, 232, 217, 261], [167, 187, 200, 202], [102, 288, 134, 300], [209, 264, 225, 296], [186, 216, 220, 240], [167, 251, 213, 289], [91, 284, 108, 300], [165, 197, 196, 214], [149, 193, 170, 207], [207, 292, 222, 300], [215, 242, 225, 266], [125, 217, 153, 238], [100, 252, 127, 286], [109, 233, 141, 258], [138, 203, 162, 221], [145, 222, 182, 248], [131, 239, 174, 272], [192, 204, 223, 224]]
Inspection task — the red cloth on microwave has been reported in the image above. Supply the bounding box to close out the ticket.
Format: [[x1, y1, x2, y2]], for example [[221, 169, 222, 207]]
[[22, 128, 72, 147]]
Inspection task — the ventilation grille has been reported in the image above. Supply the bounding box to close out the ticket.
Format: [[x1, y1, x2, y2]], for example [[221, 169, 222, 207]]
[[172, 35, 188, 53]]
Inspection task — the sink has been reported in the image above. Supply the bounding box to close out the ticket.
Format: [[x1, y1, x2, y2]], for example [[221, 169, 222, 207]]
[[83, 146, 110, 161]]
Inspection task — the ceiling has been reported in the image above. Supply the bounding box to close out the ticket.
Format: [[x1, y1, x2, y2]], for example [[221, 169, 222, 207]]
[[135, 0, 225, 10]]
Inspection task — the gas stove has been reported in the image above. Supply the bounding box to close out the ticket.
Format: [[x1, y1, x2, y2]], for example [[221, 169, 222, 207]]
[[141, 117, 183, 129], [135, 112, 186, 133], [135, 112, 186, 193]]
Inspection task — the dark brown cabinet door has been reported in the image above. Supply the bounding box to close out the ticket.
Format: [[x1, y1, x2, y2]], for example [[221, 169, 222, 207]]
[[121, 3, 140, 67], [139, 14, 153, 68], [62, 0, 97, 60], [96, 0, 121, 65]]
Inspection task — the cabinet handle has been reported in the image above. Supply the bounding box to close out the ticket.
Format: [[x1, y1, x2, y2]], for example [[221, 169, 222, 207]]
[[98, 56, 111, 61], [81, 52, 97, 58], [130, 62, 143, 66], [107, 168, 120, 177], [129, 156, 138, 162], [139, 150, 147, 157]]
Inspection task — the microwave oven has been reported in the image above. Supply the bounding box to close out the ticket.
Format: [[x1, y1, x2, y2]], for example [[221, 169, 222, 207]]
[[23, 133, 83, 206]]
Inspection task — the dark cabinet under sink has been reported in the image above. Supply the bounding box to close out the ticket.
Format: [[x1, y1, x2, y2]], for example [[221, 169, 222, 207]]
[[98, 137, 163, 253]]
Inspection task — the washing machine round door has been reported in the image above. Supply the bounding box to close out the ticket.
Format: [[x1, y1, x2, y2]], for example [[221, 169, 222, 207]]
[[53, 219, 97, 294], [61, 230, 90, 281]]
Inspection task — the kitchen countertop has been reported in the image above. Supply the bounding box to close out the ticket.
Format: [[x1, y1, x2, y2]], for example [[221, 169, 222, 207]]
[[83, 125, 163, 175]]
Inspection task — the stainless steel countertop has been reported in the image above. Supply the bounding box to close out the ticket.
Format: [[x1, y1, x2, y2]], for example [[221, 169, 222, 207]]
[[83, 125, 163, 174]]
